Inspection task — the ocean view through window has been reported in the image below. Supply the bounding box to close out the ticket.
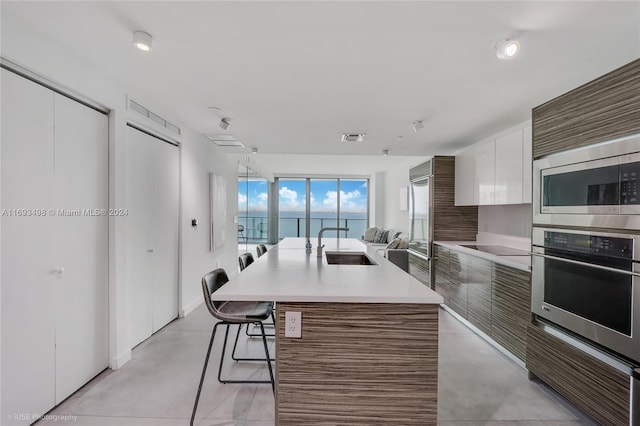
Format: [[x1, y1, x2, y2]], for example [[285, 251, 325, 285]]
[[278, 178, 368, 240]]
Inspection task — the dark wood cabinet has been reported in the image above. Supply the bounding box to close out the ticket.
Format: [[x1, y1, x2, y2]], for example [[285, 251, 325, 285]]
[[432, 244, 531, 361], [447, 251, 468, 319], [408, 251, 430, 287], [527, 324, 630, 425], [492, 264, 530, 361], [532, 59, 640, 159], [432, 245, 449, 305], [467, 257, 492, 336]]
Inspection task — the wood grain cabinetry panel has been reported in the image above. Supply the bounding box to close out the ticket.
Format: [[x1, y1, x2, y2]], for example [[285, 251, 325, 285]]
[[526, 324, 630, 425], [447, 251, 468, 319], [276, 302, 439, 425], [533, 59, 640, 159], [492, 264, 530, 361], [467, 257, 492, 336], [432, 245, 449, 304], [408, 251, 431, 287], [432, 156, 478, 241]]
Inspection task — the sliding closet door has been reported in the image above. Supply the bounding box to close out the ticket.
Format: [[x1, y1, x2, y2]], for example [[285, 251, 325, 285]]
[[1, 68, 56, 423], [152, 140, 179, 332], [52, 94, 109, 403], [126, 126, 179, 347]]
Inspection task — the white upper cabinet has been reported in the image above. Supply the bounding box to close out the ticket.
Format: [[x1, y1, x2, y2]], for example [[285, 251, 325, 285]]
[[522, 125, 533, 203], [455, 120, 532, 206], [474, 140, 496, 205], [455, 148, 475, 206], [495, 129, 524, 204]]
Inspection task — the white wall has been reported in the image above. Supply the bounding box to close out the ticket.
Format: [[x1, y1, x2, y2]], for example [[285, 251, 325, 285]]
[[477, 204, 532, 238], [1, 17, 239, 369], [380, 158, 427, 233], [180, 128, 238, 315]]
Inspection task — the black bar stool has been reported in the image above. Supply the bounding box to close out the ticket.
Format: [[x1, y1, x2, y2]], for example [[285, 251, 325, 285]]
[[190, 268, 274, 426]]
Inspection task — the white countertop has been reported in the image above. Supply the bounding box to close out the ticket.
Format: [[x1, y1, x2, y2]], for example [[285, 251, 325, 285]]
[[434, 240, 531, 272], [213, 238, 444, 304]]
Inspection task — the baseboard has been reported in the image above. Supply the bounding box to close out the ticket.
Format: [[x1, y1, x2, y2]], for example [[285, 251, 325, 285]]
[[180, 296, 202, 318], [110, 349, 132, 370]]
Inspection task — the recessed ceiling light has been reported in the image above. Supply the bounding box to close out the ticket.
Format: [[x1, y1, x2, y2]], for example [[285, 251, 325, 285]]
[[133, 31, 153, 52], [341, 133, 365, 142], [251, 147, 258, 154], [494, 39, 520, 60], [412, 121, 424, 132]]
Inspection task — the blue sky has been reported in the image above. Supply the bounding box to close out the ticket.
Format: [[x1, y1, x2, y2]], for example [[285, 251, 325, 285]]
[[239, 179, 368, 213]]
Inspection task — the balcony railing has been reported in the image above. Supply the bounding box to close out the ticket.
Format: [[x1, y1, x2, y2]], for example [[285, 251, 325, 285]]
[[238, 215, 368, 242]]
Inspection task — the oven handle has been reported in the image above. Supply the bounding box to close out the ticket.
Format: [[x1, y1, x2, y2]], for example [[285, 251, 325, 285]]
[[531, 252, 640, 277]]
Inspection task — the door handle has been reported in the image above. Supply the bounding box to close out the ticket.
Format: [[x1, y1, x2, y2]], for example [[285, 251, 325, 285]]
[[52, 266, 65, 278]]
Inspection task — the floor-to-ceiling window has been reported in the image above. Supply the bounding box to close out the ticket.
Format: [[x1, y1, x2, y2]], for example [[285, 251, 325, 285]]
[[338, 179, 368, 239], [310, 179, 339, 237], [278, 179, 307, 240], [238, 165, 269, 245], [278, 177, 368, 240]]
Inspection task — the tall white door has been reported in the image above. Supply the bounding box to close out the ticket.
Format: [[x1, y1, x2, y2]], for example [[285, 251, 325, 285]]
[[52, 93, 109, 403], [152, 138, 179, 332], [1, 68, 57, 424], [126, 126, 179, 347], [1, 69, 109, 424]]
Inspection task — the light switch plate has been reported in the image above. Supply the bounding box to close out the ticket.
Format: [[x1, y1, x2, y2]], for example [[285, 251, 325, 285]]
[[285, 311, 302, 338]]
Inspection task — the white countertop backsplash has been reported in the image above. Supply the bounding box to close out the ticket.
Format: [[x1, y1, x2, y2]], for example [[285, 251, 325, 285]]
[[435, 232, 532, 272]]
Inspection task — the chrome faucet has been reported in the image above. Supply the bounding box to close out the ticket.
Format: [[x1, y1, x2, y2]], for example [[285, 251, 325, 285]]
[[317, 227, 349, 258]]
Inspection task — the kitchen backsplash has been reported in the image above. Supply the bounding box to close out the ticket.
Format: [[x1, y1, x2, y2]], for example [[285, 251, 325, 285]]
[[478, 204, 532, 239]]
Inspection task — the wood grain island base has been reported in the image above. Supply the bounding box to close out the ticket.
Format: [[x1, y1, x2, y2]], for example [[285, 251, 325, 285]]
[[276, 302, 439, 425]]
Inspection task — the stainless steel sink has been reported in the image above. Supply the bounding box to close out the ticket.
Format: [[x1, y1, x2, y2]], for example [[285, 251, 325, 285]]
[[325, 251, 377, 265]]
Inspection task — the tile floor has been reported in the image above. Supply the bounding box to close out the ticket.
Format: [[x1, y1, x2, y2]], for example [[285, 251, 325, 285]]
[[39, 306, 596, 426]]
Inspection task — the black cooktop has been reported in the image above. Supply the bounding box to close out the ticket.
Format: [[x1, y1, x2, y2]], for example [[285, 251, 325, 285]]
[[460, 244, 530, 256]]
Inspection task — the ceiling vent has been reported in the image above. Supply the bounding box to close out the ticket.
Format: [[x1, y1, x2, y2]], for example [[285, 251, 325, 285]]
[[128, 99, 181, 135], [205, 134, 245, 147], [341, 133, 365, 142]]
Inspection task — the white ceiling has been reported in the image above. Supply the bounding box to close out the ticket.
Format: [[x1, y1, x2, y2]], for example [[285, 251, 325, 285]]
[[2, 1, 639, 175]]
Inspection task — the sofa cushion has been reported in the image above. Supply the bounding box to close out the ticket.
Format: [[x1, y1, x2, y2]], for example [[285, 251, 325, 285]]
[[388, 230, 402, 243], [373, 229, 388, 243], [386, 238, 401, 250], [363, 227, 378, 242], [396, 238, 409, 249]]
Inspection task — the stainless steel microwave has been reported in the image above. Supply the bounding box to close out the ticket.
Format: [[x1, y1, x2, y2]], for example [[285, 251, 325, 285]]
[[533, 133, 640, 229]]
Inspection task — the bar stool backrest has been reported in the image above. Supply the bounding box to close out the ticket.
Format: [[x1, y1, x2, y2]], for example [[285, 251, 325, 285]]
[[201, 268, 229, 317], [239, 252, 254, 271]]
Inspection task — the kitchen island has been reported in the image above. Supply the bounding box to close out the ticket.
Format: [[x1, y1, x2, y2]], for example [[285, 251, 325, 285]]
[[212, 238, 443, 425]]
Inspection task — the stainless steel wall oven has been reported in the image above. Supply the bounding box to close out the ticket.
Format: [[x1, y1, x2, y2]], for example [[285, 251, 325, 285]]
[[532, 227, 640, 363]]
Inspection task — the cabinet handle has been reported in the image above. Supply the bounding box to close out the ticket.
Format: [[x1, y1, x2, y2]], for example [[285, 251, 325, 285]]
[[147, 249, 155, 253]]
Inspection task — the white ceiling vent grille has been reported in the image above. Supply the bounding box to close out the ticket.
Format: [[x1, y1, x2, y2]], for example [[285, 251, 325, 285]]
[[128, 99, 181, 135], [205, 134, 245, 148], [341, 133, 365, 142]]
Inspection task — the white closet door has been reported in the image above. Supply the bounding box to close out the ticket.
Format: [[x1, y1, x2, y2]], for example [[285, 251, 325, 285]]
[[126, 128, 156, 347], [1, 69, 56, 423], [152, 141, 179, 332], [52, 94, 109, 403], [126, 126, 179, 347]]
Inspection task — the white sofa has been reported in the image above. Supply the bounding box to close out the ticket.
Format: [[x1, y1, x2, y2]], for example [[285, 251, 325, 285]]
[[361, 227, 410, 272], [361, 227, 409, 250]]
